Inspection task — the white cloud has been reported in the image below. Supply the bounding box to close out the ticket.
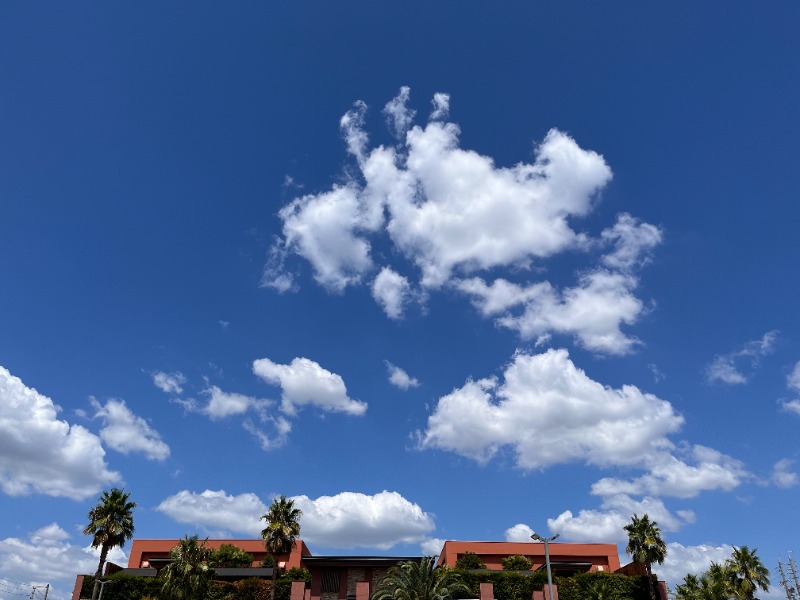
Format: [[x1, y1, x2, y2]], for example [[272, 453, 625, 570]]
[[782, 399, 800, 416], [253, 357, 367, 416], [203, 386, 270, 420], [92, 398, 170, 461], [243, 416, 292, 451], [0, 523, 127, 600], [430, 93, 449, 121], [505, 523, 535, 542], [383, 86, 416, 140], [156, 490, 267, 536], [600, 213, 663, 272], [420, 537, 445, 557], [705, 331, 779, 385], [266, 89, 665, 354], [372, 267, 412, 319], [590, 445, 748, 499], [788, 361, 800, 391], [417, 349, 683, 469], [771, 458, 799, 489], [460, 269, 645, 355], [658, 542, 734, 589], [0, 366, 120, 500], [291, 491, 435, 550], [152, 371, 186, 395], [548, 494, 691, 544], [385, 361, 420, 390]]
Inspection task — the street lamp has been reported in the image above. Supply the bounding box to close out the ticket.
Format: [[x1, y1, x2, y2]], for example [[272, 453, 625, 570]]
[[531, 532, 559, 600], [97, 580, 112, 600]]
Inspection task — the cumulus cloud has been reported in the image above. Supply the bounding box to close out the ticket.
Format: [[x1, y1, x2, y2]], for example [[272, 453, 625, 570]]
[[421, 537, 446, 557], [152, 371, 186, 395], [0, 523, 127, 599], [505, 523, 536, 542], [548, 494, 692, 544], [590, 445, 748, 499], [91, 398, 170, 461], [203, 386, 270, 420], [0, 366, 120, 499], [771, 458, 799, 489], [156, 490, 267, 536], [372, 267, 412, 319], [292, 491, 435, 549], [417, 349, 683, 470], [253, 357, 367, 416], [265, 88, 664, 355], [385, 361, 420, 390], [705, 331, 778, 385], [658, 542, 735, 589]]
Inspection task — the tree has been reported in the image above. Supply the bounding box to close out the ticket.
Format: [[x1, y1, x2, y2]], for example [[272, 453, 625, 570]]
[[261, 496, 302, 600], [208, 543, 255, 568], [454, 552, 486, 570], [83, 488, 136, 600], [726, 546, 770, 600], [624, 514, 666, 600], [371, 557, 469, 600], [160, 535, 214, 600], [501, 554, 533, 571]]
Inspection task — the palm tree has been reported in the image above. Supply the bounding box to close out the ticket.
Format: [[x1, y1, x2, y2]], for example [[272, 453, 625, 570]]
[[624, 513, 667, 600], [726, 546, 770, 600], [83, 488, 136, 600], [371, 557, 469, 600], [674, 573, 702, 600], [160, 535, 214, 600], [261, 495, 302, 600]]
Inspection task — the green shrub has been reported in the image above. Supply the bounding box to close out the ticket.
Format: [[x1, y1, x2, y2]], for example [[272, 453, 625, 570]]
[[455, 552, 487, 570], [501, 555, 533, 571]]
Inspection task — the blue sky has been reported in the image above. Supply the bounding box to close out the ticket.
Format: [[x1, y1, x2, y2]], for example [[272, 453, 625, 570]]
[[2, 2, 800, 599]]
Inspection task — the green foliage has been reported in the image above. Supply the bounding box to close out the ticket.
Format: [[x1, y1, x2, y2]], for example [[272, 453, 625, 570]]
[[453, 570, 548, 600], [280, 567, 311, 583], [674, 546, 770, 600], [556, 573, 651, 600], [160, 535, 214, 600], [261, 554, 276, 568], [501, 555, 533, 571], [83, 488, 137, 600], [624, 514, 666, 600], [80, 574, 161, 600], [208, 544, 255, 568], [372, 557, 469, 600], [455, 552, 487, 570], [261, 496, 303, 600]]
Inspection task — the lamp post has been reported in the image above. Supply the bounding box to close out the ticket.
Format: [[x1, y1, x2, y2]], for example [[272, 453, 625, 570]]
[[531, 532, 559, 600], [97, 580, 111, 600]]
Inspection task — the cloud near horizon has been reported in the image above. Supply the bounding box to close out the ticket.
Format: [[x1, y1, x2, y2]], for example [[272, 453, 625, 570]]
[[0, 366, 120, 500]]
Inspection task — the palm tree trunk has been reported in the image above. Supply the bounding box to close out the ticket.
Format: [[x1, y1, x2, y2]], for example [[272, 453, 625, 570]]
[[270, 555, 278, 600], [647, 563, 656, 600], [90, 544, 109, 600]]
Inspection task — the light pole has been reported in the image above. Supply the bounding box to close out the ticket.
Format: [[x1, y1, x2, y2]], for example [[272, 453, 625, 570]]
[[97, 580, 111, 600], [531, 532, 559, 600]]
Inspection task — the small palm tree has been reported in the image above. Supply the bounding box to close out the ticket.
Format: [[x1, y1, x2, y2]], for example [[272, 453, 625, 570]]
[[160, 535, 213, 600], [371, 557, 468, 600], [624, 513, 666, 600], [726, 546, 770, 600], [261, 496, 302, 600], [83, 488, 136, 600]]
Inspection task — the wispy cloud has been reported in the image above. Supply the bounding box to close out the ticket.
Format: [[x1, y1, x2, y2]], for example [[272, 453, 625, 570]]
[[705, 330, 779, 384]]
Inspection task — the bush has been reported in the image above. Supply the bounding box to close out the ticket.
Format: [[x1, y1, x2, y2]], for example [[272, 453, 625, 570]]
[[501, 555, 533, 571], [208, 544, 255, 568], [455, 552, 487, 570]]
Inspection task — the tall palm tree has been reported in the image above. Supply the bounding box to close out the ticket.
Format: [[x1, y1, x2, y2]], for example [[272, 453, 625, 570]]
[[83, 488, 136, 600], [726, 546, 770, 600], [624, 513, 667, 600], [261, 495, 302, 600], [160, 535, 214, 600], [371, 557, 469, 600]]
